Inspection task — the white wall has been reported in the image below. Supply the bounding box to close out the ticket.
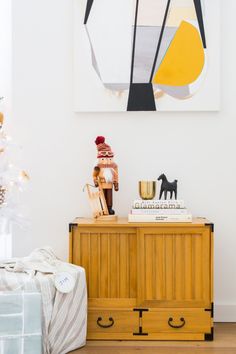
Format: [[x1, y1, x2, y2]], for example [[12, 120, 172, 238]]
[[0, 0, 11, 106], [11, 0, 236, 321]]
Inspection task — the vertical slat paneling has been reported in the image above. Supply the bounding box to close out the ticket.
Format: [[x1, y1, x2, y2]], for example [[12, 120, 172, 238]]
[[110, 233, 118, 298], [165, 235, 173, 299], [142, 231, 210, 303], [172, 235, 176, 300], [97, 233, 101, 297], [107, 234, 111, 298], [152, 235, 157, 299], [89, 233, 98, 298], [162, 234, 166, 299], [80, 233, 90, 293], [191, 235, 195, 299], [184, 234, 192, 300], [100, 233, 108, 297], [175, 234, 183, 300], [99, 231, 137, 299], [137, 229, 145, 305], [69, 230, 72, 263], [202, 231, 210, 303], [127, 235, 130, 298], [193, 234, 202, 300], [72, 228, 81, 265], [119, 234, 128, 298], [74, 225, 211, 307], [116, 235, 120, 298], [145, 235, 154, 299], [129, 233, 137, 298], [155, 235, 165, 299]]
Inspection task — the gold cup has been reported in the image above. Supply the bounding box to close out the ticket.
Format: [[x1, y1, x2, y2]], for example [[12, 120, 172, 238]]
[[139, 181, 156, 200]]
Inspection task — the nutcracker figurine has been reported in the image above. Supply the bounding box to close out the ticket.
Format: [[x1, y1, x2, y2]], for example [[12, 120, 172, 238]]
[[93, 136, 119, 215]]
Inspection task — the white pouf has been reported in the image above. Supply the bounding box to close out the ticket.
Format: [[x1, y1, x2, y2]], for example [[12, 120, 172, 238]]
[[0, 249, 87, 354]]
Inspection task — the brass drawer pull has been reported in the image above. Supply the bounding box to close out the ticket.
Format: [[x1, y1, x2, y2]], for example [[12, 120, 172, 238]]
[[97, 317, 114, 328], [168, 317, 186, 329]]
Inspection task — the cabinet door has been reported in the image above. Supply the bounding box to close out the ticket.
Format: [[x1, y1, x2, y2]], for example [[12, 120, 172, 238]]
[[72, 227, 137, 308], [137, 227, 212, 308]]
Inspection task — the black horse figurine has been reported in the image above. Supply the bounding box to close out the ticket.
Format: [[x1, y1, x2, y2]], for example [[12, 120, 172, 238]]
[[158, 174, 178, 200]]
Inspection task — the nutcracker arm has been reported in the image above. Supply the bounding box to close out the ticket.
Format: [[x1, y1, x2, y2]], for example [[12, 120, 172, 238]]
[[113, 165, 119, 191], [93, 166, 100, 187]]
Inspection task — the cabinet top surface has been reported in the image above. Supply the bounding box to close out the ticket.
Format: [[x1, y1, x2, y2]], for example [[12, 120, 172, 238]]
[[71, 217, 212, 228]]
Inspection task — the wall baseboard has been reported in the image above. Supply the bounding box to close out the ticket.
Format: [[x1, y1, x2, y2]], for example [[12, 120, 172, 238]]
[[215, 304, 236, 322]]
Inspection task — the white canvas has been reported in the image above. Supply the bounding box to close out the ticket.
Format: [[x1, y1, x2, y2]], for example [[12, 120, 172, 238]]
[[74, 0, 220, 112]]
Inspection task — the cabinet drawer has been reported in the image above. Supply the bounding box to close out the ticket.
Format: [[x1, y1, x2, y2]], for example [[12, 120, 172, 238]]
[[143, 308, 212, 334], [87, 309, 139, 339]]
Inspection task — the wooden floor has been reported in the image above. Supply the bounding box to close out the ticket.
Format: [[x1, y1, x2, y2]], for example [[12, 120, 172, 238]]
[[69, 323, 236, 354]]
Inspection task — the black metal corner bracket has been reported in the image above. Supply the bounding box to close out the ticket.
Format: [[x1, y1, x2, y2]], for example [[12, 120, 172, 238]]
[[69, 223, 77, 233], [204, 327, 214, 341], [133, 308, 149, 316], [133, 308, 149, 336], [205, 223, 214, 233], [205, 303, 214, 318]]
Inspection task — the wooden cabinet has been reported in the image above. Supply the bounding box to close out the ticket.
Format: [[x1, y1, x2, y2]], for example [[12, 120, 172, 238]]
[[69, 218, 214, 341]]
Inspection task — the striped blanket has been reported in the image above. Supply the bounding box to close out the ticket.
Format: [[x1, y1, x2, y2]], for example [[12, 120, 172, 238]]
[[0, 248, 87, 354]]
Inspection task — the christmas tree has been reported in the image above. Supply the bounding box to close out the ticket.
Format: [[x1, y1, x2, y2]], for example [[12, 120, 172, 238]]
[[0, 109, 29, 258]]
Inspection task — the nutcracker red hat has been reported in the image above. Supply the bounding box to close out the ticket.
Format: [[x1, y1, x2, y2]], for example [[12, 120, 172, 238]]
[[95, 136, 114, 158]]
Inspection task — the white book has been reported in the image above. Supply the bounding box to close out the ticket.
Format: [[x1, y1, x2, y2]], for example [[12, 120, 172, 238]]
[[128, 213, 192, 223], [131, 208, 189, 215], [132, 199, 185, 209]]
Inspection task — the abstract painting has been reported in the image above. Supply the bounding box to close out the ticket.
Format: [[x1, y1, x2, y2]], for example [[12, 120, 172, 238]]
[[74, 0, 220, 111]]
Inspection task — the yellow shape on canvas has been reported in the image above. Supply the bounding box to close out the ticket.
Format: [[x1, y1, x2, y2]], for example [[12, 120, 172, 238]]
[[153, 21, 205, 86]]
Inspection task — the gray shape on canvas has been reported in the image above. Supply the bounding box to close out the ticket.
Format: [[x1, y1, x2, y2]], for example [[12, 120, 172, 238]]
[[133, 26, 178, 83], [157, 84, 190, 98], [85, 26, 102, 80], [104, 83, 129, 91]]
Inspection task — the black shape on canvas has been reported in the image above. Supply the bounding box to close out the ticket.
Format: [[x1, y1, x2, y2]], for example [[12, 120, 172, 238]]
[[193, 0, 207, 48], [149, 0, 171, 82], [84, 0, 94, 24], [129, 0, 139, 85], [127, 83, 156, 111]]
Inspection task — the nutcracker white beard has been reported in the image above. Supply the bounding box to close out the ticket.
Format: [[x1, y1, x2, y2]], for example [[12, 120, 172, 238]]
[[103, 168, 113, 183]]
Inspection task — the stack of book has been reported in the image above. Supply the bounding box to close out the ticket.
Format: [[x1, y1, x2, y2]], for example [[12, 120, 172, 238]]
[[128, 199, 192, 223]]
